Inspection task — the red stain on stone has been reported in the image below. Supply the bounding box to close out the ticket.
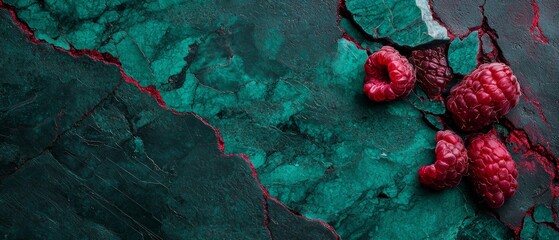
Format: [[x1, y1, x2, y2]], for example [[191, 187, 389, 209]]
[[552, 186, 559, 198], [503, 120, 558, 232], [520, 160, 537, 172], [529, 0, 549, 44], [506, 127, 556, 178]]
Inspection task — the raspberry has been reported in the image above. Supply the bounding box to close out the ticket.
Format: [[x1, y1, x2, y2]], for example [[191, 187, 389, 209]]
[[363, 46, 416, 102], [467, 132, 518, 208], [411, 46, 453, 98], [446, 63, 521, 131], [418, 130, 468, 190]]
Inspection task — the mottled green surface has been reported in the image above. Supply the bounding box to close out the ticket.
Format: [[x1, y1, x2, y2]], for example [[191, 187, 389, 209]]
[[448, 31, 479, 75], [520, 216, 559, 240], [455, 213, 513, 240], [534, 204, 554, 223], [339, 18, 384, 51], [1, 0, 518, 239], [344, 0, 435, 46], [0, 11, 338, 239]]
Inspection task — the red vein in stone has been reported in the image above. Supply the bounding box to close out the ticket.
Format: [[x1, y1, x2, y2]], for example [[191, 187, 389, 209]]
[[474, 0, 552, 159], [120, 72, 166, 107], [341, 33, 365, 50], [0, 2, 341, 238], [0, 2, 165, 108], [507, 128, 556, 177], [475, 0, 509, 65], [513, 206, 535, 236], [502, 119, 559, 234], [336, 0, 346, 23], [529, 0, 549, 44], [336, 0, 365, 50], [191, 114, 273, 239], [520, 85, 549, 124], [194, 114, 341, 240], [427, 1, 558, 236], [427, 0, 456, 40]]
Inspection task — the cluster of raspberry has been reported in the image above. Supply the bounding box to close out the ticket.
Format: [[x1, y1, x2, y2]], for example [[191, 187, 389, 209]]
[[363, 46, 522, 208]]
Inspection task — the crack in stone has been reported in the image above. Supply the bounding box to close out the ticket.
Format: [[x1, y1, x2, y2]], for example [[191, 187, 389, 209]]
[[0, 3, 341, 238], [529, 0, 549, 44], [1, 81, 123, 179]]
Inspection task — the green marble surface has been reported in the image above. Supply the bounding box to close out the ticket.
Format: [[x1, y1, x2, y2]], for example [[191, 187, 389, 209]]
[[448, 31, 479, 75], [3, 0, 545, 238]]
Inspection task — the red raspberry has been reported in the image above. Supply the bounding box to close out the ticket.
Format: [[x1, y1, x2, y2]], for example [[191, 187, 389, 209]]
[[418, 130, 468, 190], [410, 46, 453, 99], [363, 46, 416, 102], [467, 132, 518, 208], [446, 63, 521, 131]]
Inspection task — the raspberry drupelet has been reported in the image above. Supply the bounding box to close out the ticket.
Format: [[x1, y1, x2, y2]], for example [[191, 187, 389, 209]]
[[446, 62, 521, 131], [418, 130, 468, 190], [467, 131, 519, 208], [411, 46, 453, 99], [363, 46, 416, 102]]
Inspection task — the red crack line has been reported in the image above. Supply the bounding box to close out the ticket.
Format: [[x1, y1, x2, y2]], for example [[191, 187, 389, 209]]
[[529, 0, 549, 44], [474, 1, 550, 129], [520, 84, 549, 125], [345, 0, 556, 236], [427, 0, 457, 40], [475, 0, 509, 65], [436, 0, 507, 66], [513, 206, 535, 237], [421, 1, 558, 235], [468, 0, 550, 128], [336, 0, 399, 52], [191, 114, 273, 239], [195, 114, 340, 239], [501, 119, 559, 235], [337, 0, 365, 50], [336, 0, 346, 24], [0, 2, 340, 239], [504, 124, 557, 179], [341, 33, 365, 50], [0, 2, 165, 108]]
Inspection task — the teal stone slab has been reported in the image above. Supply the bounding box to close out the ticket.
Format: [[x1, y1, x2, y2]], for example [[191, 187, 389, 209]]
[[534, 204, 554, 223], [344, 0, 440, 46], [521, 216, 559, 240], [448, 31, 479, 75], [456, 213, 514, 239], [0, 0, 525, 239], [0, 10, 338, 239], [339, 17, 384, 51], [408, 87, 447, 115]]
